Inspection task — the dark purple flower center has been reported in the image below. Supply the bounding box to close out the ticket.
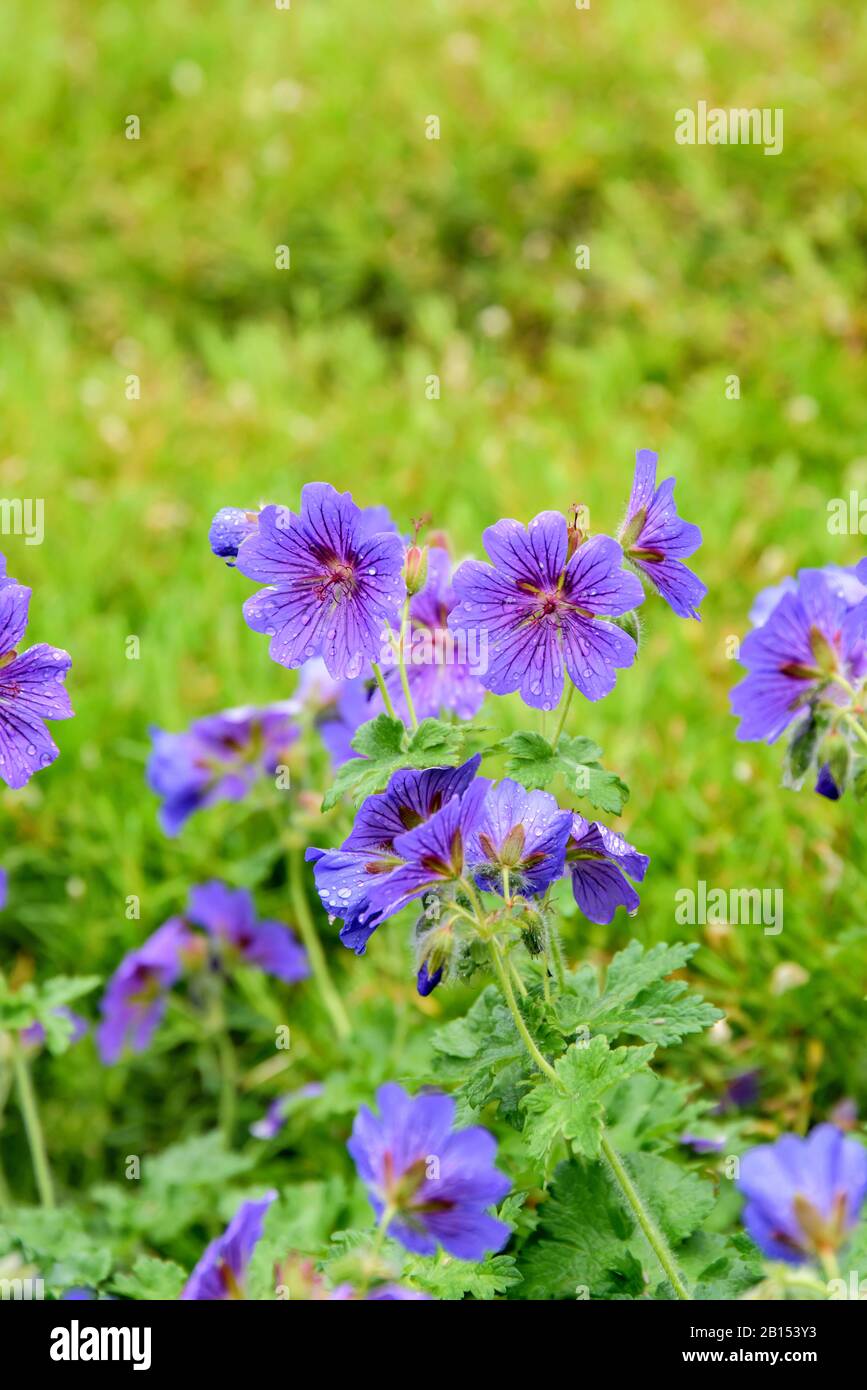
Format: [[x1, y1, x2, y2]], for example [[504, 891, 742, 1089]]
[[313, 556, 358, 604]]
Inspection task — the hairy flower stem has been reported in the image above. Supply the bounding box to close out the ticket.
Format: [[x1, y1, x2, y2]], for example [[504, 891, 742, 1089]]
[[489, 938, 691, 1301], [11, 1037, 54, 1208], [599, 1133, 690, 1300], [395, 602, 419, 731], [552, 680, 576, 748], [371, 662, 398, 722], [288, 843, 352, 1042], [842, 711, 867, 750]]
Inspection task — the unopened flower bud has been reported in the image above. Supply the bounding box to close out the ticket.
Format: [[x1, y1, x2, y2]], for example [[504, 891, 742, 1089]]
[[404, 544, 429, 597]]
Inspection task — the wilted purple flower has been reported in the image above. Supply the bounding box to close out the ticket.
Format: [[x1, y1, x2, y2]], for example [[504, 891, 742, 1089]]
[[731, 570, 867, 744], [21, 1007, 88, 1050], [448, 515, 643, 709], [250, 1082, 324, 1139], [738, 1124, 867, 1264], [0, 554, 73, 789], [306, 758, 481, 954], [147, 702, 298, 835], [208, 507, 263, 562], [236, 483, 405, 680], [182, 1192, 277, 1299], [466, 777, 571, 899], [567, 814, 649, 924], [348, 1083, 511, 1261], [97, 919, 195, 1064], [375, 548, 487, 722], [618, 450, 706, 620], [187, 881, 309, 984]]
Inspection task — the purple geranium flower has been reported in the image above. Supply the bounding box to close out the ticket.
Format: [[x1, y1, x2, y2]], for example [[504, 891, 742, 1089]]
[[731, 569, 867, 744], [750, 564, 867, 630], [208, 506, 264, 562], [0, 554, 73, 789], [306, 757, 481, 954], [738, 1124, 867, 1264], [618, 449, 706, 620], [147, 702, 298, 835], [236, 483, 405, 680], [0, 868, 6, 909], [353, 779, 489, 936], [375, 548, 487, 722], [567, 814, 649, 924], [21, 1007, 88, 1050], [348, 1082, 511, 1261], [187, 881, 309, 984], [448, 514, 643, 709], [250, 1082, 324, 1140], [97, 919, 195, 1064], [466, 777, 571, 899], [182, 1192, 277, 1299]]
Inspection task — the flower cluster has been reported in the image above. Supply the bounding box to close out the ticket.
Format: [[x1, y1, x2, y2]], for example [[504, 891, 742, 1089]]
[[147, 703, 299, 835], [97, 883, 308, 1063], [732, 562, 867, 800], [307, 759, 647, 989]]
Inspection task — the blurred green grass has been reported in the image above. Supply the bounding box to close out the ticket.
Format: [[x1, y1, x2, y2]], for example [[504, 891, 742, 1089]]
[[2, 0, 867, 1186]]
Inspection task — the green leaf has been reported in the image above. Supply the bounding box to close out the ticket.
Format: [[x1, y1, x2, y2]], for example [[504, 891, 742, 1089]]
[[430, 986, 533, 1124], [501, 731, 629, 813], [520, 1155, 718, 1300], [519, 1161, 644, 1299], [2, 1208, 114, 1295], [0, 975, 100, 1054], [403, 1252, 522, 1300], [555, 941, 723, 1047], [521, 1036, 656, 1165], [112, 1256, 187, 1301], [605, 1072, 710, 1154], [322, 715, 466, 810]]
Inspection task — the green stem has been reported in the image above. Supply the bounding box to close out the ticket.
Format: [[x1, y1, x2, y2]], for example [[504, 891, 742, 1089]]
[[288, 843, 351, 1041], [489, 939, 558, 1083], [11, 1037, 54, 1208], [216, 1025, 238, 1146], [371, 662, 398, 722], [395, 604, 419, 731], [552, 680, 575, 747], [842, 712, 867, 750], [358, 1203, 395, 1296], [490, 941, 690, 1300], [600, 1132, 690, 1300], [548, 929, 568, 992]]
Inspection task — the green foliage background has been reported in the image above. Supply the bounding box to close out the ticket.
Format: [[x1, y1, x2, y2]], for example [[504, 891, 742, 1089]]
[[1, 0, 866, 1287]]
